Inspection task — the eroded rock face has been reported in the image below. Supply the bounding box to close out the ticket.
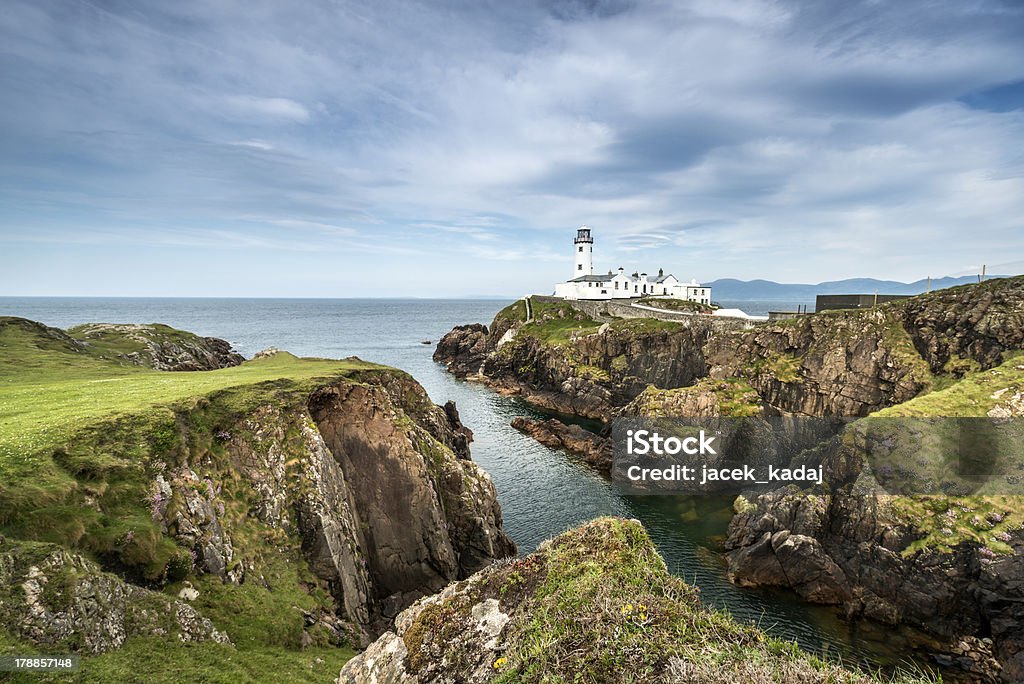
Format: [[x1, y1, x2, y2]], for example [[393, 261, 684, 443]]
[[0, 538, 228, 654], [705, 307, 931, 417], [464, 326, 708, 421], [310, 380, 514, 610], [901, 277, 1024, 374], [146, 372, 514, 643]]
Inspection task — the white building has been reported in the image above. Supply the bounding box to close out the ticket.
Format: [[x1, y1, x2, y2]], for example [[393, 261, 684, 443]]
[[553, 227, 711, 304]]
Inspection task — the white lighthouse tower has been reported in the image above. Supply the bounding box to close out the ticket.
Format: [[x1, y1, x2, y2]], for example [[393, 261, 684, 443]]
[[574, 226, 593, 276]]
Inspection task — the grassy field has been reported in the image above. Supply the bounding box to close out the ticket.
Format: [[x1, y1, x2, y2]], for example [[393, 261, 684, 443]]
[[0, 317, 379, 477]]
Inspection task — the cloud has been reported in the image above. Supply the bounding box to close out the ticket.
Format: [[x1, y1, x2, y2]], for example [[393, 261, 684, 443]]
[[229, 139, 275, 151], [1, 0, 1023, 296], [217, 95, 311, 123]]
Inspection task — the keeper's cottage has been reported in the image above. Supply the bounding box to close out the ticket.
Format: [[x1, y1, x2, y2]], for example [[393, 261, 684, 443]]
[[554, 227, 711, 304]]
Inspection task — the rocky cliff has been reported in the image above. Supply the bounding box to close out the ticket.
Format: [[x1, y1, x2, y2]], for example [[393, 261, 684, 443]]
[[340, 517, 913, 684], [434, 278, 1024, 680], [0, 318, 513, 679], [435, 299, 710, 420], [436, 278, 1024, 423]]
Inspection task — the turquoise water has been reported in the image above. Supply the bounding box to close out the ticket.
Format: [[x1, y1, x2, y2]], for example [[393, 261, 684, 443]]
[[0, 297, 926, 673]]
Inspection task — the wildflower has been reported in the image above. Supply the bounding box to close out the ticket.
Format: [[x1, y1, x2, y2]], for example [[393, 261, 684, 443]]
[[493, 657, 508, 670], [621, 603, 633, 615]]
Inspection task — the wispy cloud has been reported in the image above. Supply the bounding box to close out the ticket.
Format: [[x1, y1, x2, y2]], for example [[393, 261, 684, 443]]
[[216, 95, 311, 123]]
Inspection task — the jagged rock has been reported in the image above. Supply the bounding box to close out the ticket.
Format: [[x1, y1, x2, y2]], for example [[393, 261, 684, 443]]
[[309, 379, 516, 627], [67, 323, 244, 370], [433, 324, 490, 378], [901, 277, 1024, 374], [510, 416, 611, 471], [0, 538, 228, 654]]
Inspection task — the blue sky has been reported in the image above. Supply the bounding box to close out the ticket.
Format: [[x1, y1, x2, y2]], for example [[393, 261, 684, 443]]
[[1, 0, 1023, 297]]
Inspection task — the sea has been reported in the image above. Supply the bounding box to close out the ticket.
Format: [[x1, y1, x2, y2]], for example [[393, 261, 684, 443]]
[[0, 297, 928, 674]]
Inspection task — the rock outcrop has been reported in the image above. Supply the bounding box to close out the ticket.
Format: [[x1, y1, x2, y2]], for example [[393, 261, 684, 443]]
[[435, 300, 711, 420], [901, 276, 1024, 374], [722, 356, 1024, 681], [340, 518, 904, 684], [0, 537, 228, 654], [143, 369, 516, 643], [510, 416, 611, 471], [67, 322, 244, 370], [432, 323, 491, 378], [725, 491, 1013, 682]]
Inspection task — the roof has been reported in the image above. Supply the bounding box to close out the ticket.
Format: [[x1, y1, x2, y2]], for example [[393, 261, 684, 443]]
[[566, 274, 611, 283]]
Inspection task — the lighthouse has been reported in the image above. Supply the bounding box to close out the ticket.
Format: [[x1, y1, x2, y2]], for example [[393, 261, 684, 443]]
[[574, 226, 593, 276], [554, 227, 712, 304]]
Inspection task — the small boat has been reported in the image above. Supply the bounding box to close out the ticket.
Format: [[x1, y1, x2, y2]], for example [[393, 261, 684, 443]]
[[420, 340, 432, 345]]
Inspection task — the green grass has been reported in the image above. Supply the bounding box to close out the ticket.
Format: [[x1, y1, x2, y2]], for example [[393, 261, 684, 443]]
[[874, 355, 1024, 418], [628, 378, 762, 418], [493, 299, 529, 325], [486, 518, 931, 683], [0, 317, 379, 477], [860, 356, 1024, 554], [747, 350, 802, 384], [518, 300, 601, 345], [636, 297, 713, 314], [0, 629, 355, 684], [608, 317, 683, 335]]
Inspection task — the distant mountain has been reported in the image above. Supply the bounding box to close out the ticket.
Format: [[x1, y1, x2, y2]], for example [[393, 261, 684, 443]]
[[706, 275, 1008, 301]]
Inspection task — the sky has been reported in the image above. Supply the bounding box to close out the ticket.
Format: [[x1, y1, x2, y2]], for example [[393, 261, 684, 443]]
[[1, 0, 1023, 297]]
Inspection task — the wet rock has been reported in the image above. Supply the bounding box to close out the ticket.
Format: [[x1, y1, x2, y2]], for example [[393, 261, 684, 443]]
[[510, 416, 611, 472]]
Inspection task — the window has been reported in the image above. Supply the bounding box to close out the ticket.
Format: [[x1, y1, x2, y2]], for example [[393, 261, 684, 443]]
[[614, 282, 619, 289], [578, 264, 582, 270], [579, 246, 583, 252]]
